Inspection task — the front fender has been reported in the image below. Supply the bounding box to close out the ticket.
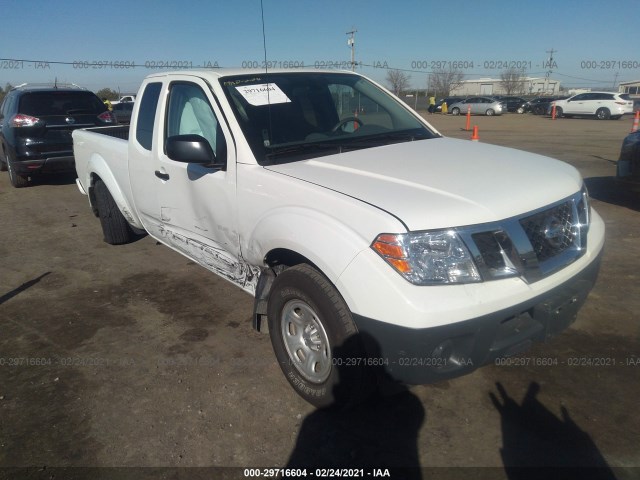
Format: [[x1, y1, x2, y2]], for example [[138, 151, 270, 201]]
[[243, 206, 371, 284]]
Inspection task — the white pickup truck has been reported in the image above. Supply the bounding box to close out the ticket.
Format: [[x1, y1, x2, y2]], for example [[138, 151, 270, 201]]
[[73, 69, 604, 407]]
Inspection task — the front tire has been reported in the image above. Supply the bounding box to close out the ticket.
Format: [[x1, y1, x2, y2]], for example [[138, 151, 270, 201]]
[[554, 107, 563, 118], [267, 264, 371, 408], [486, 108, 495, 116], [451, 107, 461, 115], [94, 179, 132, 245]]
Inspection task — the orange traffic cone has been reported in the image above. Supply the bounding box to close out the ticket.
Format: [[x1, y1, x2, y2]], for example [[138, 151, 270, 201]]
[[465, 105, 471, 131], [471, 125, 479, 141], [631, 110, 639, 133]]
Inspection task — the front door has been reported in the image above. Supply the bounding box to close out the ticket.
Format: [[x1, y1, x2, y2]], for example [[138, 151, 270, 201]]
[[153, 78, 257, 292]]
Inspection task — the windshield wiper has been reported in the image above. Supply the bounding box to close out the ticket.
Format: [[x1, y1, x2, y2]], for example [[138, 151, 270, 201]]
[[345, 130, 433, 148], [265, 142, 348, 162]]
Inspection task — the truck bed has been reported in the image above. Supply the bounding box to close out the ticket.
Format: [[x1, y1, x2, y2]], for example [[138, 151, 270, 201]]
[[82, 125, 130, 140]]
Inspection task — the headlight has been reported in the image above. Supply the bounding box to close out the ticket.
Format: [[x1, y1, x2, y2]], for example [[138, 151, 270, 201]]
[[371, 230, 481, 285]]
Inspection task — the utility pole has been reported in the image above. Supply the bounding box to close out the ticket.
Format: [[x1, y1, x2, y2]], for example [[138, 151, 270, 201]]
[[613, 71, 619, 91], [346, 29, 357, 71], [544, 48, 556, 94]]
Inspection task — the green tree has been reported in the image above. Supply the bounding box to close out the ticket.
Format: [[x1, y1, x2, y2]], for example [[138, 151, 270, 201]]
[[96, 88, 119, 101], [0, 83, 14, 105]]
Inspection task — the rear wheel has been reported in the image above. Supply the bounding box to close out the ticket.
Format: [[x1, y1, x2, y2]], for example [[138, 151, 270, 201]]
[[596, 107, 610, 120], [94, 179, 132, 244], [451, 107, 461, 115], [517, 107, 525, 114], [486, 109, 495, 116], [267, 264, 372, 408], [7, 159, 29, 188]]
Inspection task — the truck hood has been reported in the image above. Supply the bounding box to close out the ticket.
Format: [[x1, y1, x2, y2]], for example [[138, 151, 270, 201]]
[[265, 137, 583, 231]]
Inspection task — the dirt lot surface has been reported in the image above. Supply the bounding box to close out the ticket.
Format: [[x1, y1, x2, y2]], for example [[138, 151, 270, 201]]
[[1, 112, 639, 479]]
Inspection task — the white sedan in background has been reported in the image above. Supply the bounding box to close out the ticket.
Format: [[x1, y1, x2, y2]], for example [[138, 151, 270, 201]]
[[449, 97, 504, 116]]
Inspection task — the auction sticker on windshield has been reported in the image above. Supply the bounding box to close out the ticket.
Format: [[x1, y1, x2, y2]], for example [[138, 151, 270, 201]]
[[235, 83, 291, 106]]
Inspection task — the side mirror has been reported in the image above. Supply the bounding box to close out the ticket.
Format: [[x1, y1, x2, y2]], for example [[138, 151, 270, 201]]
[[165, 134, 223, 167]]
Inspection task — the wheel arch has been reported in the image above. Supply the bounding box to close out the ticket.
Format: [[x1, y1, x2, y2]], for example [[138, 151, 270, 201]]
[[85, 154, 143, 229]]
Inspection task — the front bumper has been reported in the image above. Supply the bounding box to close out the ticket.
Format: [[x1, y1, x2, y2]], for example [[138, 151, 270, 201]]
[[353, 249, 602, 385]]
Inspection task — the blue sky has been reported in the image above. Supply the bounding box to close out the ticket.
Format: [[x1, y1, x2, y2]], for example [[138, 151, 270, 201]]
[[1, 0, 638, 94]]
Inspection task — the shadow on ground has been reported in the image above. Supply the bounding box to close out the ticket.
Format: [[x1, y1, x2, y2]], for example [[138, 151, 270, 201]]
[[285, 333, 425, 479], [0, 272, 51, 306], [490, 381, 616, 480]]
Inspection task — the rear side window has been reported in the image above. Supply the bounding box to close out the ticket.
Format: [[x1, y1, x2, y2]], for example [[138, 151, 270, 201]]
[[136, 82, 162, 151], [18, 91, 105, 116]]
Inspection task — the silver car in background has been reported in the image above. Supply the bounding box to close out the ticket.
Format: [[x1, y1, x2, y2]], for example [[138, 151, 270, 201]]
[[449, 97, 504, 116]]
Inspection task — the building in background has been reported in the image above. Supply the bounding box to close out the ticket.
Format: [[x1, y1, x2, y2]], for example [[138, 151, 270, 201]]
[[451, 77, 561, 96], [619, 80, 640, 96]]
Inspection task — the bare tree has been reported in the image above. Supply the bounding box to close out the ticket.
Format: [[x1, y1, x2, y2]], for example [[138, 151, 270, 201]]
[[428, 68, 465, 98], [386, 69, 411, 96], [500, 67, 527, 95]]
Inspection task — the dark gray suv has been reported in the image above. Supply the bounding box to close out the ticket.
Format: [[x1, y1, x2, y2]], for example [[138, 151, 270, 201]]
[[0, 84, 116, 187]]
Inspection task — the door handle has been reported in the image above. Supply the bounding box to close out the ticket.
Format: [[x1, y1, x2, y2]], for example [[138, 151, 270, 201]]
[[155, 170, 170, 181]]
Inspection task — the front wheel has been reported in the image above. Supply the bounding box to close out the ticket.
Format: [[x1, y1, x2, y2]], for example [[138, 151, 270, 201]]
[[267, 264, 372, 408], [517, 107, 525, 114], [451, 107, 461, 115], [485, 109, 495, 116], [554, 107, 563, 118]]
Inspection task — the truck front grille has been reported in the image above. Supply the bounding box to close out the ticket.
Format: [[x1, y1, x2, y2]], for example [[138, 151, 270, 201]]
[[520, 200, 575, 262], [460, 188, 590, 284]]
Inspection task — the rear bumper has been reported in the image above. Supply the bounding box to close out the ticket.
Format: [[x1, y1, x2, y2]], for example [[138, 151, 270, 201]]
[[12, 156, 76, 175], [353, 249, 602, 385]]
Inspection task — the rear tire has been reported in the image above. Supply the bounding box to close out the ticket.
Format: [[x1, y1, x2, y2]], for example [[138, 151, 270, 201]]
[[94, 179, 132, 245], [596, 108, 610, 120], [451, 107, 461, 116], [486, 109, 495, 116], [267, 264, 373, 408], [7, 159, 29, 188]]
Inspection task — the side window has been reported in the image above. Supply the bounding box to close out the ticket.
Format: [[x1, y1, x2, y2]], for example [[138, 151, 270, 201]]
[[136, 82, 162, 151], [166, 82, 226, 160]]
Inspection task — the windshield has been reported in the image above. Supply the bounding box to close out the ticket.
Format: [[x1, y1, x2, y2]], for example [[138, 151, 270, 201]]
[[220, 72, 437, 164]]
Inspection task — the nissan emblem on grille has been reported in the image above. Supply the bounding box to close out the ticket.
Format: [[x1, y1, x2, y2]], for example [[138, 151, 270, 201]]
[[65, 117, 75, 124], [543, 215, 572, 249]]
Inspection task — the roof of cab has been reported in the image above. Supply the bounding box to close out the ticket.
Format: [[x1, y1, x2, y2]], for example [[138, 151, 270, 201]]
[[145, 68, 358, 80]]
